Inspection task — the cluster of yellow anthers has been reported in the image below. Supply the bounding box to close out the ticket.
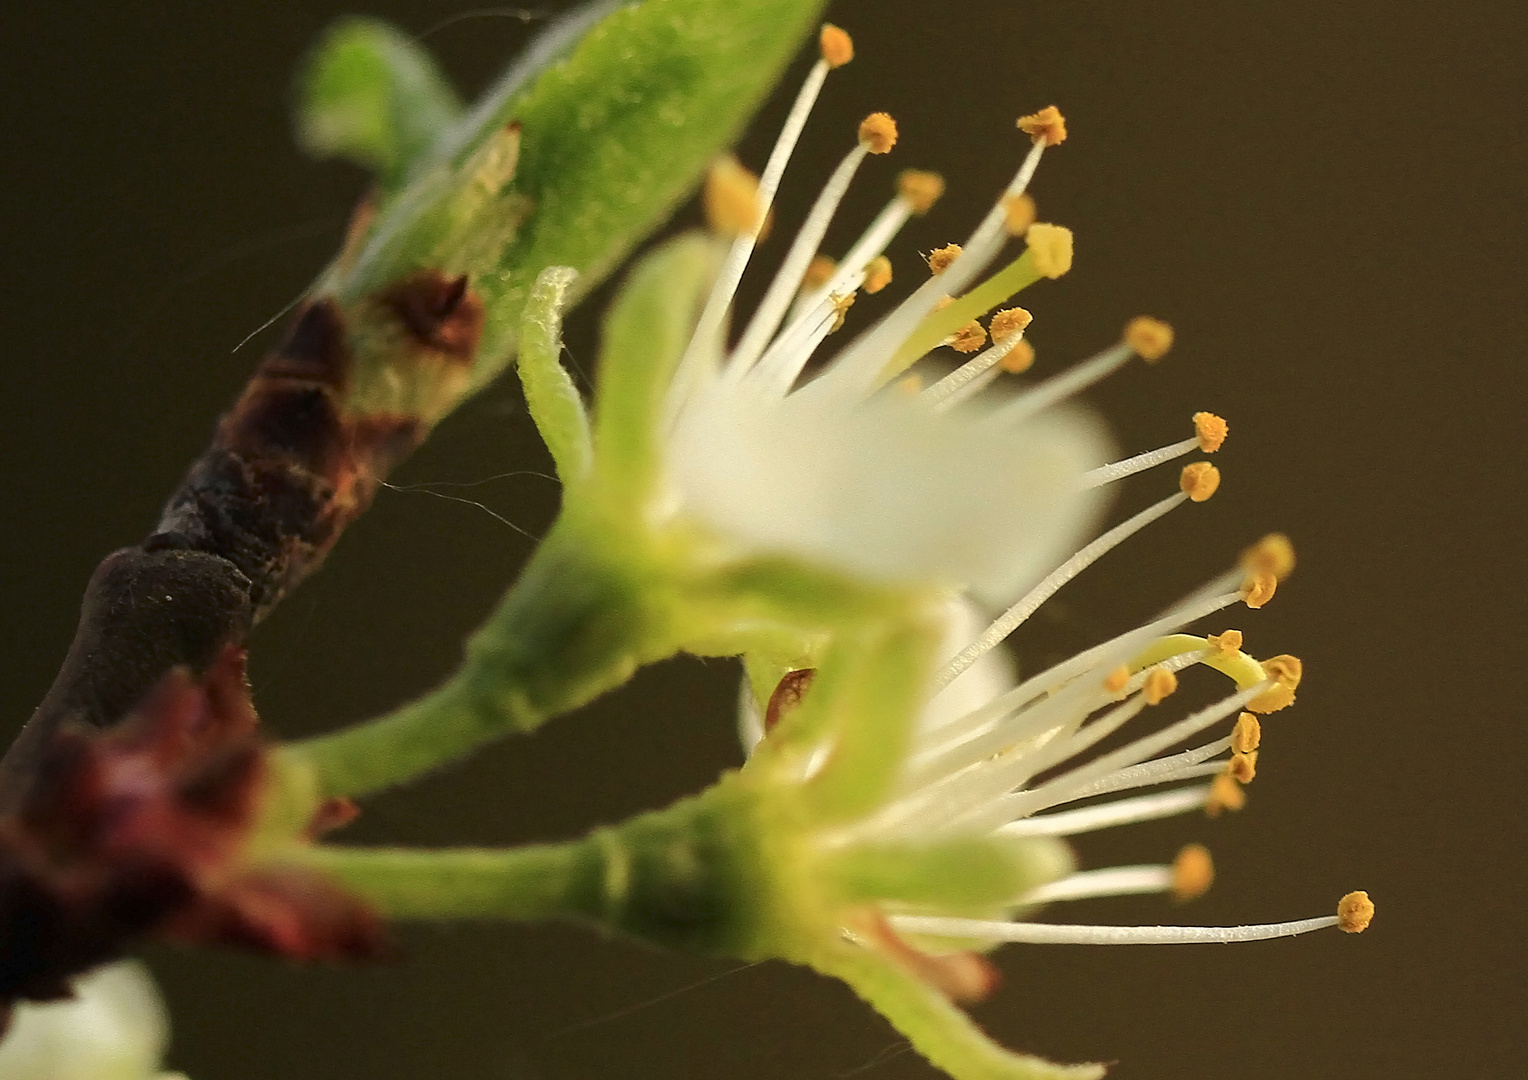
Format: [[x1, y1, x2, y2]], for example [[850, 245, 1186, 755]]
[[703, 23, 1372, 955]]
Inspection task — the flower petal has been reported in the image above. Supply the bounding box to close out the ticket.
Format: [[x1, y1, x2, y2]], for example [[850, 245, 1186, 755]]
[[0, 961, 170, 1080], [668, 387, 1110, 596]]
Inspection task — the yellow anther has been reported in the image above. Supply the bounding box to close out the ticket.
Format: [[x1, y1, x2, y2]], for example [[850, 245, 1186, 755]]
[[1241, 533, 1297, 581], [989, 307, 1033, 341], [859, 112, 898, 154], [1000, 340, 1036, 374], [894, 373, 923, 397], [1024, 223, 1073, 278], [1125, 316, 1174, 361], [1337, 891, 1375, 934], [1179, 462, 1221, 502], [1227, 750, 1258, 783], [1247, 683, 1295, 714], [1194, 411, 1228, 453], [1103, 665, 1131, 695], [863, 255, 893, 294], [802, 254, 837, 293], [819, 24, 854, 68], [1240, 571, 1278, 610], [829, 291, 857, 332], [1003, 193, 1037, 236], [1172, 844, 1215, 902], [1143, 667, 1179, 705], [1206, 629, 1243, 654], [926, 244, 963, 276], [949, 320, 987, 354], [704, 156, 762, 236], [1205, 773, 1247, 817], [1017, 105, 1068, 146], [1231, 711, 1261, 754], [1247, 653, 1301, 714], [897, 170, 946, 215], [1262, 654, 1303, 688]]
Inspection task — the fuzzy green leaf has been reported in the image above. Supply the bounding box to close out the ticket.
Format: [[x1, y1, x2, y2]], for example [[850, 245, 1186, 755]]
[[328, 0, 829, 400], [296, 16, 465, 186]]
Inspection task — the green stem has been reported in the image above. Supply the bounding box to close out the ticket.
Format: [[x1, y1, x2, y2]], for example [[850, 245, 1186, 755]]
[[303, 776, 775, 957], [286, 518, 664, 798], [303, 840, 607, 922]]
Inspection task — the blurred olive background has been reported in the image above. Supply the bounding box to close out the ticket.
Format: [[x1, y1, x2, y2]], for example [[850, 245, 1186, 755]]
[[1, 2, 1523, 1078]]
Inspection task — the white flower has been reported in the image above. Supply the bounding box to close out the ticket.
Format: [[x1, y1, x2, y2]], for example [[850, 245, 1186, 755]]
[[634, 31, 1122, 601], [0, 961, 184, 1080]]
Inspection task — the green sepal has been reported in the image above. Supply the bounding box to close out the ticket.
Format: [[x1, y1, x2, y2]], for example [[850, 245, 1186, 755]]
[[590, 232, 721, 508], [824, 835, 1074, 914], [799, 619, 941, 824], [809, 946, 1106, 1080], [296, 17, 465, 188], [517, 266, 593, 488]]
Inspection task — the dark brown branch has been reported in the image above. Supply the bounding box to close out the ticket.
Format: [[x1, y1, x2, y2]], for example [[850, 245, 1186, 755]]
[[0, 271, 482, 1015]]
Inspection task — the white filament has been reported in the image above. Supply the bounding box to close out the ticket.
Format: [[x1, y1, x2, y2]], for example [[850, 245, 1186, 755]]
[[891, 914, 1341, 945]]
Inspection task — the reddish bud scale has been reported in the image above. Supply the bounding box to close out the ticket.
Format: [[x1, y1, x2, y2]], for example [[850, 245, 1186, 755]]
[[0, 649, 385, 1020]]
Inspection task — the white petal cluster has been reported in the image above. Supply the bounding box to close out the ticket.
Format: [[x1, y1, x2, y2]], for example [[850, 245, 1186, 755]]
[[0, 961, 183, 1080]]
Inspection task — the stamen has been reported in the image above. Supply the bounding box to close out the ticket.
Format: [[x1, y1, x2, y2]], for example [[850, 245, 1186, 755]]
[[811, 142, 1050, 398], [1242, 533, 1297, 580], [1003, 193, 1037, 236], [1207, 630, 1244, 654], [858, 112, 899, 154], [922, 331, 1031, 410], [1017, 105, 1068, 146], [1227, 750, 1258, 782], [802, 254, 837, 292], [1083, 415, 1222, 488], [1194, 411, 1229, 452], [1246, 653, 1300, 713], [730, 114, 894, 375], [1231, 712, 1261, 753], [998, 785, 1211, 837], [889, 913, 1348, 946], [785, 191, 920, 353], [1204, 772, 1246, 816], [989, 307, 1033, 340], [926, 244, 963, 275], [1337, 891, 1375, 933], [1000, 340, 1036, 374], [995, 340, 1136, 424], [1066, 738, 1232, 801], [703, 157, 763, 236], [1143, 668, 1178, 705], [1171, 844, 1215, 901], [863, 256, 893, 294], [933, 490, 1191, 690], [1021, 865, 1173, 905], [747, 296, 848, 397], [1125, 316, 1174, 361], [1240, 572, 1278, 610], [819, 23, 854, 68], [988, 681, 1271, 824], [896, 169, 946, 214], [1179, 462, 1221, 502], [947, 320, 987, 353], [668, 45, 838, 413]]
